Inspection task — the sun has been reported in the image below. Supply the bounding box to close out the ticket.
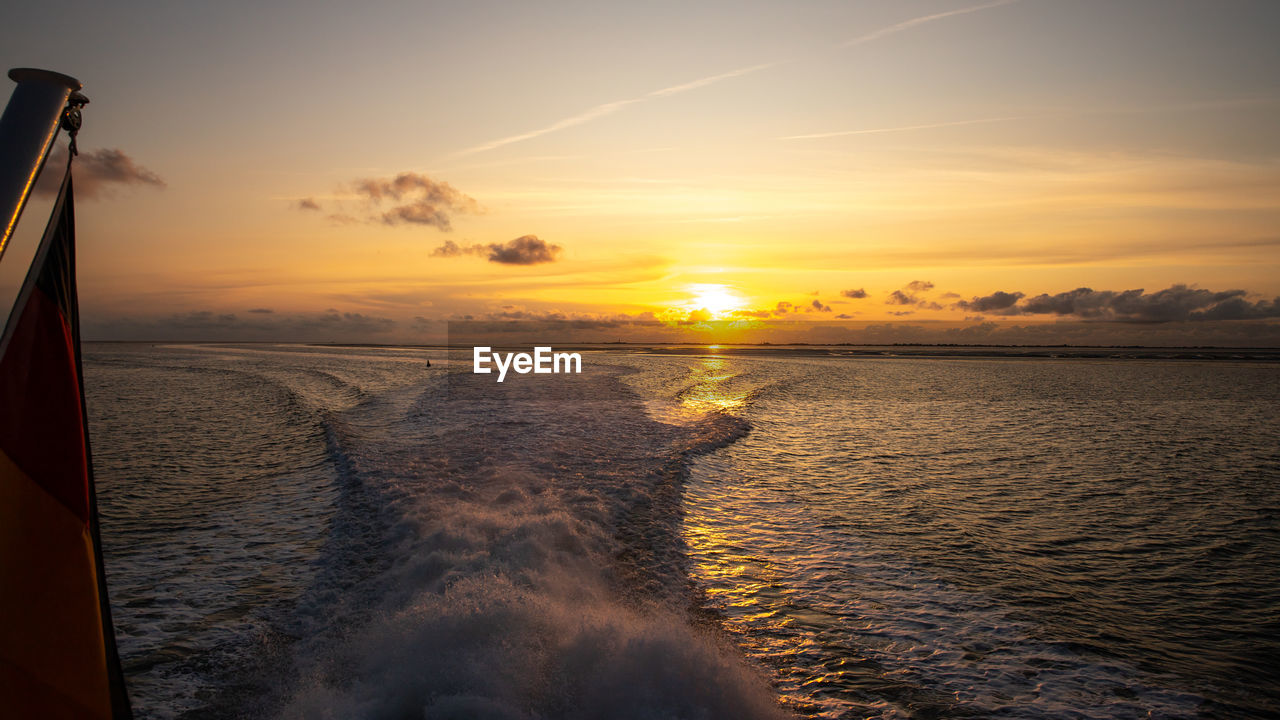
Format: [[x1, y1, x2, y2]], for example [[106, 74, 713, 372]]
[[688, 283, 746, 318]]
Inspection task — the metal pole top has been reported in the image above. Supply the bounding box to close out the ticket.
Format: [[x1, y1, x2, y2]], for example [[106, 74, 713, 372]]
[[0, 68, 84, 258], [7, 68, 82, 91]]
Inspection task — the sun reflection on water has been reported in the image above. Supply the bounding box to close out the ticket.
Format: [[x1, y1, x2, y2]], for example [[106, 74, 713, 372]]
[[679, 356, 752, 415]]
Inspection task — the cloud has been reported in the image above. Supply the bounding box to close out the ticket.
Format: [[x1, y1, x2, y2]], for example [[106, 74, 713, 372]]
[[947, 284, 1280, 322], [1195, 296, 1280, 321], [297, 198, 321, 211], [887, 281, 942, 309], [759, 298, 834, 315], [37, 147, 165, 199], [841, 288, 868, 299], [468, 309, 636, 329], [953, 290, 1024, 313], [166, 310, 238, 328], [247, 307, 274, 314], [800, 318, 1280, 348], [84, 308, 396, 342], [381, 201, 453, 228], [1016, 285, 1280, 322], [488, 235, 561, 265], [844, 0, 1020, 47], [431, 235, 563, 265], [444, 312, 671, 346], [429, 239, 475, 258], [352, 172, 480, 231]]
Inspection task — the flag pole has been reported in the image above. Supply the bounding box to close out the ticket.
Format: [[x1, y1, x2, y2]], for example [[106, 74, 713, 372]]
[[0, 68, 83, 262]]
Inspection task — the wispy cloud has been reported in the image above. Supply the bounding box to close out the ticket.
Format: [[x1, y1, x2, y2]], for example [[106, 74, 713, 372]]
[[843, 0, 1020, 47], [37, 147, 165, 199], [302, 172, 480, 231], [458, 62, 780, 155]]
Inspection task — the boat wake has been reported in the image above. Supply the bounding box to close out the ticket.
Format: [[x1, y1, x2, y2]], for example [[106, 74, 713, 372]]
[[194, 352, 786, 718]]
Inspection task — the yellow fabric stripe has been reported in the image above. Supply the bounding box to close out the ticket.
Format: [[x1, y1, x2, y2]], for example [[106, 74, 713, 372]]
[[0, 448, 112, 719]]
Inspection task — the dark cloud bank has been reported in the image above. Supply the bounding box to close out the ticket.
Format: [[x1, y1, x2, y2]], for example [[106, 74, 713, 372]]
[[954, 285, 1280, 323], [88, 309, 399, 342], [802, 320, 1280, 348]]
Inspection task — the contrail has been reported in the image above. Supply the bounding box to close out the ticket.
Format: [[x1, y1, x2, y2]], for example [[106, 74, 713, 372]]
[[647, 62, 778, 97], [843, 0, 1021, 47], [458, 62, 781, 156], [782, 115, 1024, 140], [459, 1, 1021, 156], [458, 98, 644, 156]]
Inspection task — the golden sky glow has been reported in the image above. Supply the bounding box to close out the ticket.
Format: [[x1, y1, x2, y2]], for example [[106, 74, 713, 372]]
[[1, 1, 1278, 344]]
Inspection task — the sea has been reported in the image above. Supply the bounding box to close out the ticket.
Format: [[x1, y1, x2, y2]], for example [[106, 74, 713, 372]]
[[82, 343, 1280, 720]]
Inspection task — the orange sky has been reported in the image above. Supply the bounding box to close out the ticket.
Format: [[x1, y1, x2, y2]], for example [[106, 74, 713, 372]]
[[2, 1, 1278, 344]]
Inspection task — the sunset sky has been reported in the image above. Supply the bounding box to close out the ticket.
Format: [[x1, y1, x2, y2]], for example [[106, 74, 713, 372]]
[[2, 0, 1278, 344]]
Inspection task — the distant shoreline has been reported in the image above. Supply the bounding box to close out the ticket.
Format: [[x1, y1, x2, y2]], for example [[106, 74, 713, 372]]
[[81, 340, 1280, 361]]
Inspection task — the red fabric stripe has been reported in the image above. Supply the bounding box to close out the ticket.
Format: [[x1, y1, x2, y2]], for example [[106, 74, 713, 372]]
[[0, 287, 89, 523]]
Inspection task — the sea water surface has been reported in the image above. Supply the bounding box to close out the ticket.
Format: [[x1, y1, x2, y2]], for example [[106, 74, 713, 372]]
[[83, 344, 1280, 719]]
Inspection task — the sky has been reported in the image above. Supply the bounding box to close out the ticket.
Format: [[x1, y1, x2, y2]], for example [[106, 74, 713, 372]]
[[1, 0, 1278, 345]]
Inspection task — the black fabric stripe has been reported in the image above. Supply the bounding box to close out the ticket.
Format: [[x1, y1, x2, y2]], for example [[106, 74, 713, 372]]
[[34, 173, 77, 335]]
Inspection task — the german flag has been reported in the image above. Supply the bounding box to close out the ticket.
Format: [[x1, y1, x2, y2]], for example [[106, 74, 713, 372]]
[[0, 162, 131, 718]]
